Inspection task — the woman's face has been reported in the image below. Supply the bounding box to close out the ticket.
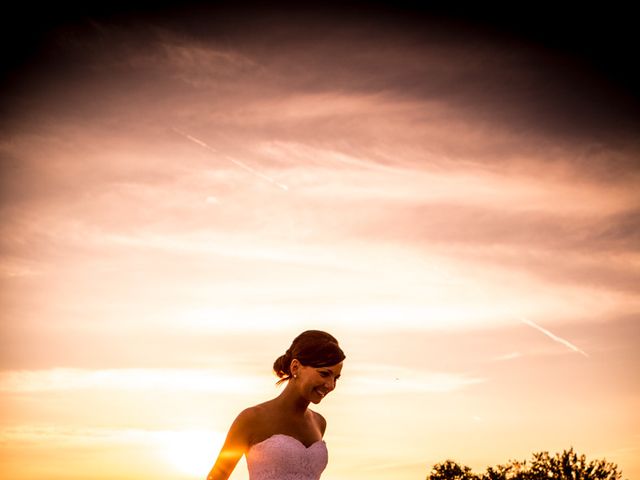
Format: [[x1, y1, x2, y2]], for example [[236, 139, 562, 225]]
[[293, 361, 343, 404]]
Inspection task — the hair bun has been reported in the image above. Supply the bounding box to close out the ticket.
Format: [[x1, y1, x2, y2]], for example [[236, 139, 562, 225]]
[[272, 352, 292, 379]]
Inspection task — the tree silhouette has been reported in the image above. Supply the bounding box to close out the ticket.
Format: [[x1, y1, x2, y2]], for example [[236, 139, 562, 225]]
[[427, 448, 624, 480], [428, 459, 479, 480]]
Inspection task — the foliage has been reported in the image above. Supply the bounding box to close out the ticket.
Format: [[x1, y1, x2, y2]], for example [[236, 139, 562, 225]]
[[428, 459, 480, 480], [427, 448, 625, 480]]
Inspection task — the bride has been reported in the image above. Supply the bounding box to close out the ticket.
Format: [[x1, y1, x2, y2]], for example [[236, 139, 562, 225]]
[[205, 330, 346, 480]]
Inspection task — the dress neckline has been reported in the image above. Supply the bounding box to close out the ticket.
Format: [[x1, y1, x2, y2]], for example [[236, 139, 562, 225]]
[[249, 433, 325, 451]]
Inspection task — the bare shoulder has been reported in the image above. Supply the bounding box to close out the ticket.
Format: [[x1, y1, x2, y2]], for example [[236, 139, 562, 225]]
[[310, 410, 327, 435], [228, 405, 261, 437], [235, 401, 277, 438], [234, 404, 267, 429], [242, 399, 276, 419], [235, 406, 256, 423]]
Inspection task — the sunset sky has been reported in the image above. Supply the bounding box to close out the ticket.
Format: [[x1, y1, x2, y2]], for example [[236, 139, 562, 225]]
[[1, 3, 639, 480]]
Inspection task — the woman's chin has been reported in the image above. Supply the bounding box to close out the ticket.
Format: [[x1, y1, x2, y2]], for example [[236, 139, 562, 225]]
[[310, 389, 327, 404]]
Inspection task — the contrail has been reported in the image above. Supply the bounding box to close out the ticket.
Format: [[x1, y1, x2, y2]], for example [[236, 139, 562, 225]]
[[520, 317, 588, 357], [172, 127, 288, 191]]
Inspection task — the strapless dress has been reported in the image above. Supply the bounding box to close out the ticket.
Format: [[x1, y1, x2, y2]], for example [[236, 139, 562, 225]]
[[246, 434, 328, 480]]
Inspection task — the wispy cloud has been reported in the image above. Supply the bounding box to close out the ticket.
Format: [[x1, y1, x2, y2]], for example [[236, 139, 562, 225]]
[[492, 351, 523, 362], [172, 127, 289, 190], [352, 459, 433, 473], [0, 368, 267, 393], [0, 425, 207, 445], [342, 364, 485, 394], [520, 317, 589, 357]]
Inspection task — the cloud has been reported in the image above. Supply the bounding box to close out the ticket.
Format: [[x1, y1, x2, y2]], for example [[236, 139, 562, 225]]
[[342, 364, 485, 394], [173, 127, 288, 190], [0, 424, 223, 452], [520, 317, 589, 357], [0, 368, 266, 393], [492, 352, 523, 362], [0, 425, 156, 445], [160, 41, 259, 88], [2, 4, 638, 362]]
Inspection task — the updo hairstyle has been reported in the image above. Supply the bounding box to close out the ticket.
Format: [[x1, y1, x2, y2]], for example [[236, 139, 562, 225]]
[[273, 330, 345, 385]]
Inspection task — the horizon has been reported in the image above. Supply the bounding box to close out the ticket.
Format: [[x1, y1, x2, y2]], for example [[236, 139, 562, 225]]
[[1, 3, 639, 479]]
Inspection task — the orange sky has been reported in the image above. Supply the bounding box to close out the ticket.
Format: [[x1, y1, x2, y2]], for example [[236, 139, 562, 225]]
[[1, 3, 639, 480]]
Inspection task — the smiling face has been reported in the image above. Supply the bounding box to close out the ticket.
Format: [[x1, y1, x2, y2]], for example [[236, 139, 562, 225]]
[[291, 360, 343, 404]]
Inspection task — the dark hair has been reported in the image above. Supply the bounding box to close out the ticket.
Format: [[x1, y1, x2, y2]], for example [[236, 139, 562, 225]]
[[273, 330, 345, 385]]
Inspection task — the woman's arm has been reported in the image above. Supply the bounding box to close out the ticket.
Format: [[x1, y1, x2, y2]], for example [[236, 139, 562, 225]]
[[205, 409, 253, 480]]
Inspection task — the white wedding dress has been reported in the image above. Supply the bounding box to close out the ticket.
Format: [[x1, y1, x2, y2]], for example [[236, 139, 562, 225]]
[[246, 434, 328, 480]]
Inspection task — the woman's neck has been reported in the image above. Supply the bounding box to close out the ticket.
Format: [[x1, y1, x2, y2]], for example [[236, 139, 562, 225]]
[[275, 381, 310, 415]]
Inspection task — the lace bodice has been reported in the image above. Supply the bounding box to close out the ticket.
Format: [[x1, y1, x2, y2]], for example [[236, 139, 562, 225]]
[[246, 434, 328, 480]]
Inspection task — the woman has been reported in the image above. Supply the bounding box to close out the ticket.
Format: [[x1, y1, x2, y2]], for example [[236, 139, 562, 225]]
[[205, 330, 346, 480]]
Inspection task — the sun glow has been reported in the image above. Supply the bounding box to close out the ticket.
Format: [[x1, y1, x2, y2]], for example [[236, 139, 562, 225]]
[[163, 430, 223, 477]]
